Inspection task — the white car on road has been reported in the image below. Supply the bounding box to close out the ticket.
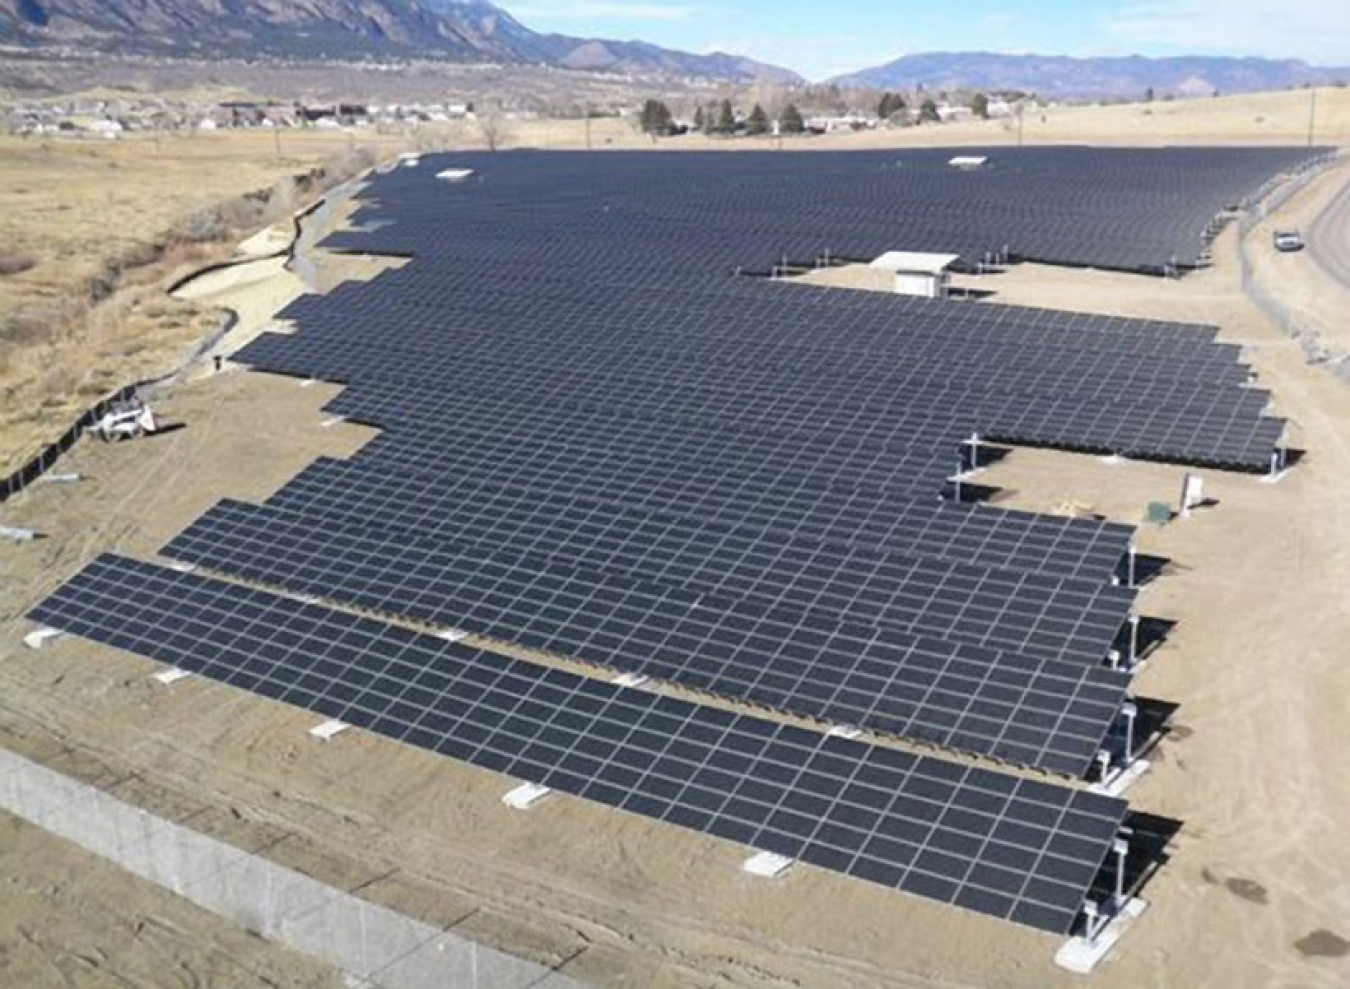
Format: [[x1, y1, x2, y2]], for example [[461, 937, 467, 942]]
[[1274, 230, 1305, 252]]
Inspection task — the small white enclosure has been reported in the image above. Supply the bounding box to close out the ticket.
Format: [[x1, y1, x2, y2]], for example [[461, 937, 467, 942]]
[[868, 251, 960, 299]]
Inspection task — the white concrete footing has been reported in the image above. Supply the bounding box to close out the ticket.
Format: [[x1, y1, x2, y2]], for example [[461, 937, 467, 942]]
[[1260, 467, 1293, 485], [308, 719, 350, 742], [611, 671, 651, 688], [23, 627, 64, 650], [151, 667, 193, 686], [436, 628, 469, 643], [319, 415, 347, 429], [1088, 759, 1151, 797], [1099, 454, 1128, 466], [501, 783, 551, 810], [1054, 898, 1148, 974], [826, 724, 863, 740], [167, 560, 196, 573], [741, 851, 795, 878]]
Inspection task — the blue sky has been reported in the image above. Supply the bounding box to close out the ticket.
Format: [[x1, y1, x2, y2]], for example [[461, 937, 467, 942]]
[[501, 1, 1350, 80]]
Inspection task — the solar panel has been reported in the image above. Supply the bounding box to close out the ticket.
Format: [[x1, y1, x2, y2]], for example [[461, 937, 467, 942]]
[[162, 499, 1130, 776], [31, 554, 1129, 935]]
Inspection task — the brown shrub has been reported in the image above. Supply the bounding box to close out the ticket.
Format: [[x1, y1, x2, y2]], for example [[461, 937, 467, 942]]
[[0, 305, 58, 346], [0, 254, 36, 276]]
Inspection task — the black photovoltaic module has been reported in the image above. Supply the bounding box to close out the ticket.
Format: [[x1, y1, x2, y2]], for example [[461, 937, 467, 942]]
[[31, 554, 1129, 936], [163, 499, 1131, 776]]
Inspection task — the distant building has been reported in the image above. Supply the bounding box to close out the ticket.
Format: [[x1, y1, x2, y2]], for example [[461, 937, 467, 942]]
[[87, 118, 124, 138]]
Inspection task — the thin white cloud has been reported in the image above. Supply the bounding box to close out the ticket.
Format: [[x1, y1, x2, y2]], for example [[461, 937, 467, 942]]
[[1101, 0, 1350, 65]]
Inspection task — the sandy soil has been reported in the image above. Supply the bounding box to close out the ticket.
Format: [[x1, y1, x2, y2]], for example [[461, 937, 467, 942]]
[[3, 136, 1350, 988], [0, 810, 345, 989]]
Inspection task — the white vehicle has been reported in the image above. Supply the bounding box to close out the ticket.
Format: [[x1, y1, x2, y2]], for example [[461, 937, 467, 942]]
[[91, 399, 158, 442], [1273, 230, 1305, 252]]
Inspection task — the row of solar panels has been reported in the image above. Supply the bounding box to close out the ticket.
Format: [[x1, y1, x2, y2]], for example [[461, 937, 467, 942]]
[[322, 147, 1322, 273], [242, 333, 1279, 471], [32, 554, 1131, 936]]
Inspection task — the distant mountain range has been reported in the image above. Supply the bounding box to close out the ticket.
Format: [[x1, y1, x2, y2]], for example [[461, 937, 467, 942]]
[[3, 4, 1346, 98], [828, 52, 1350, 98], [0, 0, 803, 84]]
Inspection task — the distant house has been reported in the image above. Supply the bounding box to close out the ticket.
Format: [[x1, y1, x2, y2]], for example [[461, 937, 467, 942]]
[[805, 113, 875, 133], [87, 118, 124, 138]]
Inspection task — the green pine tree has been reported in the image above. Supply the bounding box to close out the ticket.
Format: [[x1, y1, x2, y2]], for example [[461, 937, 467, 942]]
[[746, 103, 769, 135], [780, 103, 805, 134], [716, 99, 735, 134]]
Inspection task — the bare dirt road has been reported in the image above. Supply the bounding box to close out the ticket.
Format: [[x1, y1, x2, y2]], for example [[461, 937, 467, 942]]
[[1307, 172, 1350, 289]]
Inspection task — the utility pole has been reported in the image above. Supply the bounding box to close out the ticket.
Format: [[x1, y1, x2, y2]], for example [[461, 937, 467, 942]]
[[1307, 87, 1318, 148], [1016, 100, 1025, 148], [584, 102, 592, 150]]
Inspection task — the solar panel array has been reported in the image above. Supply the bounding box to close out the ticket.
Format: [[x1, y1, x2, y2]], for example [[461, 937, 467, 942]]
[[322, 148, 1319, 273], [28, 147, 1307, 935], [31, 555, 1129, 936]]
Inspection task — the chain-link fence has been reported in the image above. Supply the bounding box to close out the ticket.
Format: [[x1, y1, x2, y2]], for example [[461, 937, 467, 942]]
[[1234, 150, 1345, 368], [1, 380, 151, 504], [0, 749, 583, 989]]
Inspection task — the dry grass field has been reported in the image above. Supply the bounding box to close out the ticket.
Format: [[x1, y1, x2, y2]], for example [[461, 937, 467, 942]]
[[493, 86, 1350, 150], [0, 128, 423, 476]]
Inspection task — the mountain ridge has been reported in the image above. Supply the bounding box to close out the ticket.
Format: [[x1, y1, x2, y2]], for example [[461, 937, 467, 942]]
[[0, 0, 803, 84], [827, 51, 1350, 98]]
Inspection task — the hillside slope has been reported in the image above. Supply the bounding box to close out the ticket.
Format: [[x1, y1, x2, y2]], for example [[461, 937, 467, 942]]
[[830, 52, 1349, 98], [0, 0, 801, 83]]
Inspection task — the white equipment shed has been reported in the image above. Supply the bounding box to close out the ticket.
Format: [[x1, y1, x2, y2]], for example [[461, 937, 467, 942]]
[[868, 251, 960, 299]]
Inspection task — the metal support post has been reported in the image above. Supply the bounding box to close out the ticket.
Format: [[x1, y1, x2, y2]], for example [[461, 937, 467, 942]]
[[1121, 701, 1138, 762], [1112, 838, 1129, 909]]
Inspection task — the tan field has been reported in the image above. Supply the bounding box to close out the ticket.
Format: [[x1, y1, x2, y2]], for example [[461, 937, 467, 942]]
[[2, 91, 1350, 988], [0, 128, 422, 477]]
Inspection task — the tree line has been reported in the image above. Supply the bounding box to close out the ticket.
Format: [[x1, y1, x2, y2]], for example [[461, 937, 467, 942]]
[[640, 88, 999, 138], [640, 98, 806, 136]]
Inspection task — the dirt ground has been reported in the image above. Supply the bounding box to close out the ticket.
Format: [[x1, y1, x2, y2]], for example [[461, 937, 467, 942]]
[[0, 810, 345, 989], [3, 142, 1350, 987]]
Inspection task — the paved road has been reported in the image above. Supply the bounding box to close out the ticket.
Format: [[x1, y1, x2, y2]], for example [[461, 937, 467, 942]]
[[1307, 173, 1350, 289]]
